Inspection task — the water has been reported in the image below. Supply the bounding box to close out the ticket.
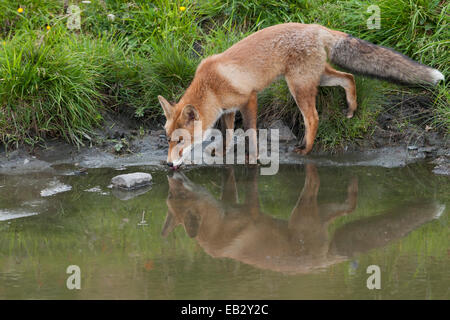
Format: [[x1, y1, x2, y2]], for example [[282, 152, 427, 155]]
[[0, 163, 448, 299]]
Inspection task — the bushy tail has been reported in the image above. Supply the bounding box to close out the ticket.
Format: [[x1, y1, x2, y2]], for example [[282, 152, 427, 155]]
[[329, 35, 444, 86]]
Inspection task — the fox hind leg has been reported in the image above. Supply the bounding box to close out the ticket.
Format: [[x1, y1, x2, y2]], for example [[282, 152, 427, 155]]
[[286, 76, 319, 155], [318, 176, 358, 223], [320, 64, 357, 118]]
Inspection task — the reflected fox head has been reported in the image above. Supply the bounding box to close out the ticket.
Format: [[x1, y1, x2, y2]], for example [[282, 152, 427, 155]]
[[162, 172, 212, 238], [158, 95, 203, 170]]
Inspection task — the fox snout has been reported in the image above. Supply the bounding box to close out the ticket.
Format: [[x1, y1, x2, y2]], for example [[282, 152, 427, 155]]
[[167, 141, 188, 170], [166, 137, 189, 170], [167, 161, 182, 170]]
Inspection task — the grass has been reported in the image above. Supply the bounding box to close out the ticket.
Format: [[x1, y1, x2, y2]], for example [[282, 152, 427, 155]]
[[0, 27, 141, 147], [0, 0, 448, 149], [0, 29, 102, 147]]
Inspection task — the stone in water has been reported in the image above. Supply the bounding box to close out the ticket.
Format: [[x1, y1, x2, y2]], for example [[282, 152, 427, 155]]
[[111, 172, 152, 190]]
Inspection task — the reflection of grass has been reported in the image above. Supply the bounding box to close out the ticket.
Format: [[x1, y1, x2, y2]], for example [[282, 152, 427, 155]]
[[0, 0, 447, 149], [0, 164, 448, 298], [338, 217, 449, 299]]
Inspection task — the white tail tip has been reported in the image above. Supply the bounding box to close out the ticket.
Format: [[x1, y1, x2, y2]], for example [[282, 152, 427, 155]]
[[430, 69, 444, 84]]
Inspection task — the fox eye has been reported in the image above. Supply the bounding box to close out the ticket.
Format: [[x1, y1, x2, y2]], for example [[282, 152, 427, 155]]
[[178, 137, 184, 144]]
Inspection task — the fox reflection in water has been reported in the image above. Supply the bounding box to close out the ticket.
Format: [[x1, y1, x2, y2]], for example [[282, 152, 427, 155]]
[[162, 164, 444, 274]]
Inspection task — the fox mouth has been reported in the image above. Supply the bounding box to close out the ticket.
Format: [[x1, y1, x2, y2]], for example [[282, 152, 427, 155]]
[[170, 143, 194, 170], [171, 157, 185, 170]]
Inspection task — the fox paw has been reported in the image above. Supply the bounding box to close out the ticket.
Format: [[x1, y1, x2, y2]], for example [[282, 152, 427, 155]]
[[293, 146, 309, 155], [245, 154, 259, 165], [344, 109, 354, 119]]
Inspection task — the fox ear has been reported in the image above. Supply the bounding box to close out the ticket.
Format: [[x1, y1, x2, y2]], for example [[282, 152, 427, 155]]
[[183, 211, 200, 238], [182, 104, 199, 123], [167, 176, 183, 190], [158, 95, 173, 119]]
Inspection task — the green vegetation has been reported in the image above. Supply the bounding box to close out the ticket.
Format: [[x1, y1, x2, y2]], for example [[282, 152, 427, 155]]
[[0, 0, 448, 148]]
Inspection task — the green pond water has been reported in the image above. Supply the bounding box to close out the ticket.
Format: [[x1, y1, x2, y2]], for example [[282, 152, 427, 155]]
[[0, 163, 448, 299]]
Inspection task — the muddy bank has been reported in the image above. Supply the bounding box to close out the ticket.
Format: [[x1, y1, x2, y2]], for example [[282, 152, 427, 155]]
[[0, 131, 448, 176], [0, 107, 448, 175]]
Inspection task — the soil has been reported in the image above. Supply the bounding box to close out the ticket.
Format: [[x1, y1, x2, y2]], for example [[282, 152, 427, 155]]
[[0, 96, 448, 176]]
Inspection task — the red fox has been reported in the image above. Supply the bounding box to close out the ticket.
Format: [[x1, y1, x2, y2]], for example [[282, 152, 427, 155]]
[[158, 23, 444, 168]]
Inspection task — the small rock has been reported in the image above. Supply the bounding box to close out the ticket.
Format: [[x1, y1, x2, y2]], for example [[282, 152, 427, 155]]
[[111, 172, 152, 190], [407, 145, 418, 151], [268, 120, 296, 141]]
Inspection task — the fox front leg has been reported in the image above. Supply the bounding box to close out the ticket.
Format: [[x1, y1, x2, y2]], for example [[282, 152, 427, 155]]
[[219, 111, 236, 157], [240, 91, 259, 164]]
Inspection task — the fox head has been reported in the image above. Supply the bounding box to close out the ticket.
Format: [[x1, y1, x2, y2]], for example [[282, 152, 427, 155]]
[[158, 95, 202, 169]]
